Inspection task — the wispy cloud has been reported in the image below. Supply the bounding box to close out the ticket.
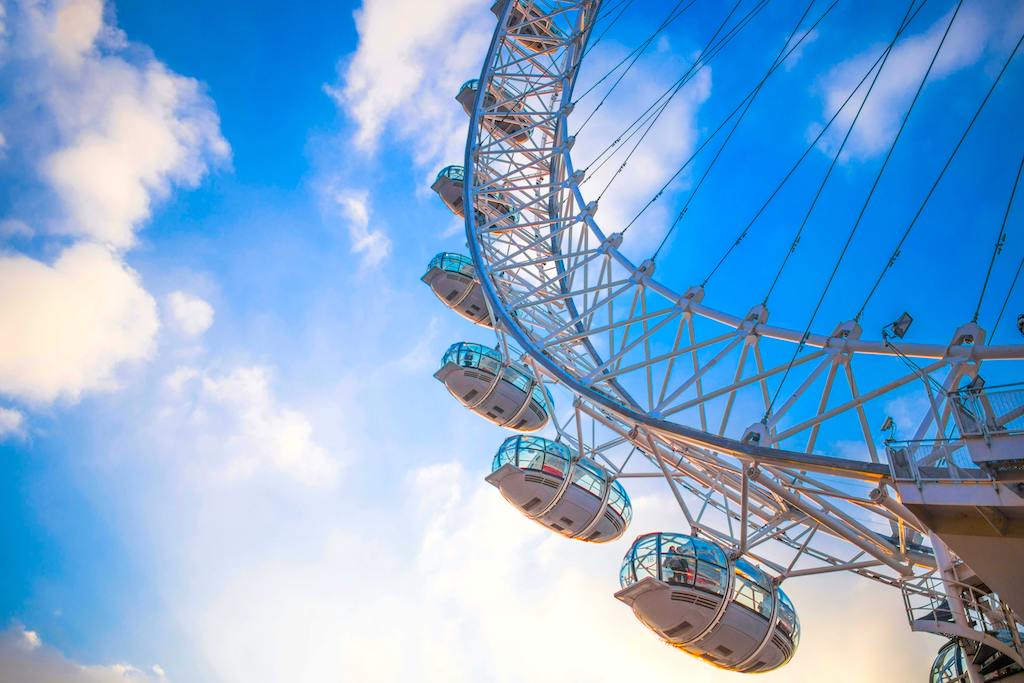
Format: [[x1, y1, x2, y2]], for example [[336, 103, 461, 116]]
[[0, 406, 25, 440], [814, 3, 1017, 160], [0, 0, 227, 410], [326, 186, 392, 268], [166, 291, 215, 338], [0, 624, 168, 683], [573, 47, 712, 254], [325, 0, 491, 173], [161, 364, 340, 487]]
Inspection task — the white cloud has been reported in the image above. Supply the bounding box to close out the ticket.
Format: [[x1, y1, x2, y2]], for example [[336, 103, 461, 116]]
[[326, 0, 491, 169], [0, 624, 168, 683], [40, 60, 229, 249], [0, 406, 26, 440], [815, 4, 1005, 160], [0, 0, 227, 410], [0, 0, 229, 249], [48, 0, 105, 68], [145, 457, 936, 682], [573, 48, 712, 253], [162, 364, 339, 486], [0, 243, 158, 405], [0, 218, 33, 239], [327, 187, 392, 267], [165, 291, 214, 337]]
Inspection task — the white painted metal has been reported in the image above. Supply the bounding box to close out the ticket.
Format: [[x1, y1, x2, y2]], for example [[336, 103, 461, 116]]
[[437, 0, 1024, 674]]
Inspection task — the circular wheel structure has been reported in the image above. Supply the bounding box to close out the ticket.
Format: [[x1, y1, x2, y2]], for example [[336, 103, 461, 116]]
[[427, 0, 1024, 676]]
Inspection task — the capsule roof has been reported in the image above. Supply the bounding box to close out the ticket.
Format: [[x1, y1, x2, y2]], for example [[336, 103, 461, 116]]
[[426, 252, 475, 278], [436, 165, 465, 183]]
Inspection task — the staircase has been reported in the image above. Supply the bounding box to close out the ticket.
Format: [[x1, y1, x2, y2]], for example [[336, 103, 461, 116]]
[[903, 575, 1024, 681], [888, 382, 1024, 615]]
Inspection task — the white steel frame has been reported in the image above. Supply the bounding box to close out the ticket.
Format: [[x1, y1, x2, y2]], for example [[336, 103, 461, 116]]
[[459, 0, 1024, 666]]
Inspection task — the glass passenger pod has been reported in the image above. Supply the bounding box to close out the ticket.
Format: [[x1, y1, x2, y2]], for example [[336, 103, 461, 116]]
[[431, 164, 466, 217], [491, 0, 563, 55], [430, 164, 519, 231], [615, 533, 800, 673], [930, 640, 971, 683], [485, 435, 632, 542], [930, 633, 1024, 682], [456, 79, 532, 145], [421, 252, 492, 327], [434, 342, 551, 432]]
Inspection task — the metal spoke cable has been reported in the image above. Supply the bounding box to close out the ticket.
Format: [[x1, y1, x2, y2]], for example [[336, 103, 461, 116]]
[[583, 0, 636, 58], [651, 0, 823, 261], [580, 0, 755, 178], [764, 0, 961, 420], [592, 0, 765, 202], [618, 0, 838, 237], [701, 0, 928, 287], [974, 152, 1024, 323], [992, 253, 1024, 341], [573, 0, 696, 133], [760, 0, 922, 307], [856, 27, 1024, 320]]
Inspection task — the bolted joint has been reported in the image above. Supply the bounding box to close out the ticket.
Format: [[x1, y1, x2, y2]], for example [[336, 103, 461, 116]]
[[603, 232, 623, 251], [679, 285, 705, 306], [742, 422, 769, 445], [633, 259, 655, 282]]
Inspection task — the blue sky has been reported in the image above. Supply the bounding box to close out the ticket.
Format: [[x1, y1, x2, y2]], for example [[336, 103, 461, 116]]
[[0, 0, 1022, 681]]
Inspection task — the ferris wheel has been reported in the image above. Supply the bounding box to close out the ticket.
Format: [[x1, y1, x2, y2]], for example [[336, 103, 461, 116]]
[[421, 0, 1024, 679]]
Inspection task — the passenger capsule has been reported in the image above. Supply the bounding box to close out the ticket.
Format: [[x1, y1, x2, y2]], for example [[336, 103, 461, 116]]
[[434, 342, 551, 431], [430, 164, 518, 229], [931, 636, 1024, 681], [616, 533, 800, 673], [491, 0, 562, 55], [456, 79, 531, 145], [485, 435, 632, 542], [421, 252, 492, 327], [930, 640, 970, 682]]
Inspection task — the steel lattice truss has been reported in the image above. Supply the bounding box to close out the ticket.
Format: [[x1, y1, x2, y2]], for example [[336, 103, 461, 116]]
[[457, 0, 1023, 664]]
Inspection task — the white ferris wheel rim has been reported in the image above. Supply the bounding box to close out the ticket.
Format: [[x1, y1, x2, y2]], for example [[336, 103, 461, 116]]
[[461, 0, 1024, 478]]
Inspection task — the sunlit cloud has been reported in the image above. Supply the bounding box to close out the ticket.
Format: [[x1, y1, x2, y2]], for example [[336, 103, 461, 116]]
[[325, 186, 392, 268], [166, 291, 215, 338], [0, 243, 158, 405], [0, 624, 168, 683], [325, 0, 491, 175], [813, 3, 1018, 160], [0, 0, 228, 410], [0, 406, 25, 440], [158, 364, 340, 487]]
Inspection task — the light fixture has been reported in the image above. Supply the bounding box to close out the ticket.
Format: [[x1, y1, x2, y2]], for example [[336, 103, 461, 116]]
[[880, 416, 896, 441], [885, 312, 913, 339]]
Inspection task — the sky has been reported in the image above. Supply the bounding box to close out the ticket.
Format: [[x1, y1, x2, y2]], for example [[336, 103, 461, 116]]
[[0, 0, 1022, 681]]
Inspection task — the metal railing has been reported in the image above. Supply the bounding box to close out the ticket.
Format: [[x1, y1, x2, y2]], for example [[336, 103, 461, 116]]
[[886, 439, 985, 482], [902, 574, 1024, 664], [952, 382, 1024, 440]]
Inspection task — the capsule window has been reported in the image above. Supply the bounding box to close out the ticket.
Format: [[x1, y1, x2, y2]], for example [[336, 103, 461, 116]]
[[732, 571, 773, 618]]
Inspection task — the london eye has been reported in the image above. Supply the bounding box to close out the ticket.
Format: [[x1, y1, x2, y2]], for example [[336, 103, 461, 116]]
[[422, 1, 1024, 679]]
